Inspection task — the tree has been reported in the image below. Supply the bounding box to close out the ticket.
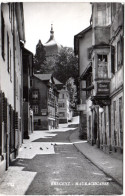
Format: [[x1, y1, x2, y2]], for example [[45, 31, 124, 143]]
[[53, 47, 79, 108], [66, 77, 77, 108], [53, 47, 78, 85]]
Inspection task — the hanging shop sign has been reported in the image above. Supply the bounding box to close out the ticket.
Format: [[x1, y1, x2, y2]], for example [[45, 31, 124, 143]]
[[97, 82, 110, 95]]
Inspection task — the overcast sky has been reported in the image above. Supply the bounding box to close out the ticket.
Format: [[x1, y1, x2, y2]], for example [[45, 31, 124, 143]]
[[23, 2, 92, 54]]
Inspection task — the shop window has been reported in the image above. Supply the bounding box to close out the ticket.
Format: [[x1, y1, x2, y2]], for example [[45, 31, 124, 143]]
[[97, 54, 108, 78], [32, 105, 38, 114], [32, 90, 38, 99], [104, 109, 107, 145], [89, 116, 91, 139], [113, 101, 117, 146]]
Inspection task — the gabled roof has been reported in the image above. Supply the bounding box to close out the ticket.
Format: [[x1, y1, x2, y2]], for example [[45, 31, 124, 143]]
[[75, 25, 92, 38], [53, 78, 62, 85], [34, 74, 52, 81], [22, 47, 33, 56], [74, 25, 92, 55]]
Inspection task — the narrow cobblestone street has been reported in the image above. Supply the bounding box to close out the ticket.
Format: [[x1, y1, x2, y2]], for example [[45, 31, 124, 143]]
[[0, 118, 122, 195]]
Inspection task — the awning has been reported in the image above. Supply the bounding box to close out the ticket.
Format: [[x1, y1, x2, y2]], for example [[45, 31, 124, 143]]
[[80, 62, 92, 80], [81, 85, 94, 91]]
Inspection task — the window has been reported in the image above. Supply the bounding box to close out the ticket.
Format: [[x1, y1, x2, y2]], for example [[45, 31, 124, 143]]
[[7, 33, 10, 73], [9, 3, 11, 21], [38, 119, 41, 125], [97, 4, 106, 26], [111, 3, 117, 21], [32, 105, 38, 114], [32, 90, 38, 99], [97, 54, 108, 78], [1, 11, 5, 60], [98, 54, 107, 62], [16, 75, 18, 99], [111, 46, 115, 75], [88, 47, 92, 60], [119, 97, 123, 147], [30, 79, 32, 87], [58, 103, 65, 108], [106, 3, 111, 25], [59, 112, 65, 117], [86, 73, 92, 99], [117, 37, 124, 70], [10, 50, 12, 81]]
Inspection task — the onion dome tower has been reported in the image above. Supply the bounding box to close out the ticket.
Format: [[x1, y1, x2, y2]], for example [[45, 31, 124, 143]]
[[44, 24, 62, 57]]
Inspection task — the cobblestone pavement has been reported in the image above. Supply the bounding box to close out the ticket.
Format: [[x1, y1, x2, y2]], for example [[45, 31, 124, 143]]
[[0, 121, 123, 195]]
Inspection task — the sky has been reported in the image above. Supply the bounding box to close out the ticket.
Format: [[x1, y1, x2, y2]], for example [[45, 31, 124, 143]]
[[23, 2, 92, 54]]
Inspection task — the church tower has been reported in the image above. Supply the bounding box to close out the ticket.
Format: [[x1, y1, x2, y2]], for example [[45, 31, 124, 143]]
[[44, 24, 62, 58]]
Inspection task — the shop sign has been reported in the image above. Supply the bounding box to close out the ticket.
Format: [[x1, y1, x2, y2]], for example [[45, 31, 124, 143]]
[[97, 83, 110, 95]]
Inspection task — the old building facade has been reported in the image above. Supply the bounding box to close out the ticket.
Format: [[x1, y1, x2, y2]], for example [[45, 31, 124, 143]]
[[74, 3, 124, 153], [0, 3, 25, 176], [74, 26, 92, 139], [22, 47, 34, 139], [30, 74, 59, 130], [57, 85, 72, 123]]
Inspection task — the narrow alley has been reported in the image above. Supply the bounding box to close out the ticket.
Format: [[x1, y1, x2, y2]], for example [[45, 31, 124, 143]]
[[0, 117, 122, 195], [0, 2, 123, 195]]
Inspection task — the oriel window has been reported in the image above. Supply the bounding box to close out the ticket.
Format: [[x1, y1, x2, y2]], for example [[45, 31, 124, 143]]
[[97, 54, 108, 78]]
